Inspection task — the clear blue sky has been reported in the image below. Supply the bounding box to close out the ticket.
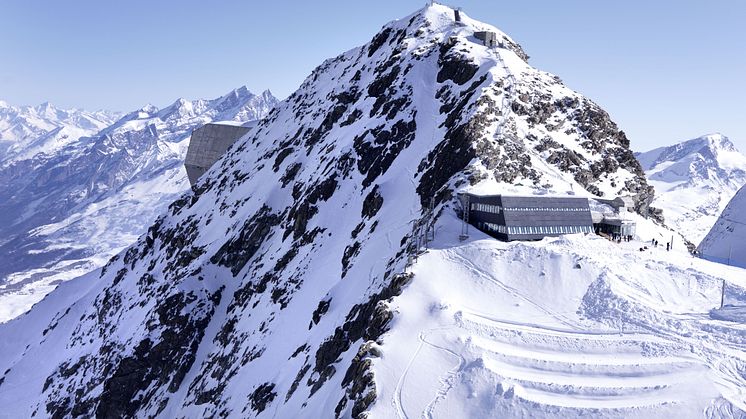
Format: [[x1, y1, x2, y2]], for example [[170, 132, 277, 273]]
[[1, 1, 744, 152]]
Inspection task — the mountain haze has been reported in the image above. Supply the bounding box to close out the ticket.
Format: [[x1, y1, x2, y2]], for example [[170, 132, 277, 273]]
[[0, 88, 278, 321], [0, 100, 119, 162]]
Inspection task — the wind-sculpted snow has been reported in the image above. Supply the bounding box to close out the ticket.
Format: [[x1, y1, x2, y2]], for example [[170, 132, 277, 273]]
[[0, 4, 677, 418], [373, 222, 746, 418], [0, 88, 277, 322]]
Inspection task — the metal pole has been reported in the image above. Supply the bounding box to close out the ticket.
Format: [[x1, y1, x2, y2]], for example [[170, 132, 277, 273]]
[[721, 279, 726, 309], [459, 194, 470, 241]]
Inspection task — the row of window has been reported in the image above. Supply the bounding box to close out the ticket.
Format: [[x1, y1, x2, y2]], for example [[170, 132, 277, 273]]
[[472, 203, 503, 213], [480, 222, 592, 235], [470, 203, 589, 214]]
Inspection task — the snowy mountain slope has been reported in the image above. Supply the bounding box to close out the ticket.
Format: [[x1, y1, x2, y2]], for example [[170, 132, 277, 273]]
[[0, 4, 725, 418], [699, 184, 746, 269], [636, 134, 746, 244], [373, 218, 746, 418], [0, 100, 119, 163], [0, 87, 278, 322]]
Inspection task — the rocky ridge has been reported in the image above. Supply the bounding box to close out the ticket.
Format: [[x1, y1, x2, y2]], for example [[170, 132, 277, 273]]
[[0, 5, 658, 418]]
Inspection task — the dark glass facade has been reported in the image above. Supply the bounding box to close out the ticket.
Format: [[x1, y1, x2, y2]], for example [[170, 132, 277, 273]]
[[467, 194, 594, 241]]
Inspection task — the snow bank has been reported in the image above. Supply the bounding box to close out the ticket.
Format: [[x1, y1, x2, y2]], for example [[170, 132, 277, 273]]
[[372, 213, 746, 418]]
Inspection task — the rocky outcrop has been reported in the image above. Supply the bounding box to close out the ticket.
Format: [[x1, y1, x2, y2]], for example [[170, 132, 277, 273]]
[[0, 5, 660, 419]]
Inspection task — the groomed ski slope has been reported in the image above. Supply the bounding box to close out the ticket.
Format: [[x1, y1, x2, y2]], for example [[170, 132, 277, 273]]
[[372, 214, 746, 418]]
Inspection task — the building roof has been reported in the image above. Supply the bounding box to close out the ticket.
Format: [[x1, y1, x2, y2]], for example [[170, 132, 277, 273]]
[[500, 195, 589, 209], [467, 193, 589, 208], [467, 193, 593, 227]]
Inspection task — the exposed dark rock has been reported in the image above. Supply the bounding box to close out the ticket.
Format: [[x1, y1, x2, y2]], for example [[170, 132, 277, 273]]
[[281, 163, 303, 187], [99, 254, 120, 277], [290, 344, 308, 359], [89, 287, 222, 419], [351, 222, 366, 239], [309, 273, 412, 397], [289, 202, 317, 241], [341, 242, 361, 278], [417, 121, 477, 208], [361, 186, 384, 219], [112, 268, 128, 286], [286, 364, 311, 402], [354, 120, 417, 188], [437, 42, 478, 86], [340, 109, 363, 127], [211, 205, 281, 276], [273, 147, 294, 172], [367, 66, 401, 99], [307, 175, 339, 204], [337, 340, 383, 418], [248, 383, 276, 414], [368, 27, 392, 57], [310, 299, 331, 328]]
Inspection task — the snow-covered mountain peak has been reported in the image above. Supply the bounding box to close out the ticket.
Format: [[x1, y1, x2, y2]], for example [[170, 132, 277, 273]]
[[701, 132, 734, 148], [156, 97, 195, 122], [5, 6, 729, 418], [137, 104, 159, 117], [637, 133, 746, 179], [227, 85, 252, 98], [636, 133, 746, 244], [259, 88, 275, 99], [33, 101, 63, 118], [370, 3, 529, 64], [211, 87, 254, 111], [0, 100, 121, 163], [411, 4, 498, 34]]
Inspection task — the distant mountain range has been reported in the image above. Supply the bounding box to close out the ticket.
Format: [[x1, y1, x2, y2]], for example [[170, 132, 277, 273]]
[[0, 88, 278, 321], [0, 100, 120, 162], [636, 133, 746, 245]]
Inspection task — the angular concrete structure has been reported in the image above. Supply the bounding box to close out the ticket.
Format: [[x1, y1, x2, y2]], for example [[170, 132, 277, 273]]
[[184, 123, 252, 186], [474, 31, 498, 48]]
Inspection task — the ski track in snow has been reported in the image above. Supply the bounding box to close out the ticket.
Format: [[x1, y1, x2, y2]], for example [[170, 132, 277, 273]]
[[393, 335, 424, 419], [445, 248, 578, 328], [420, 331, 466, 419], [463, 305, 713, 409], [377, 227, 746, 417]]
